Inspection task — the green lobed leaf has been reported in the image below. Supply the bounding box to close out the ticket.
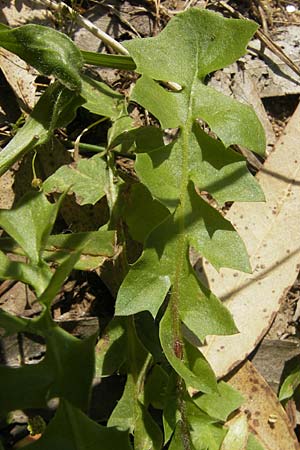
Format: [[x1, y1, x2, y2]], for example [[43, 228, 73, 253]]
[[81, 74, 124, 119], [0, 317, 96, 414], [144, 364, 169, 409], [0, 82, 84, 176], [0, 190, 68, 295], [0, 307, 30, 336], [117, 8, 265, 385], [109, 377, 162, 450], [124, 183, 169, 243], [134, 312, 164, 363], [44, 326, 96, 410], [110, 125, 164, 154], [0, 191, 62, 264], [44, 230, 115, 270], [162, 373, 181, 444], [190, 421, 226, 450], [163, 382, 224, 450], [27, 399, 132, 450], [95, 317, 127, 377], [134, 402, 163, 450], [108, 376, 137, 432], [186, 400, 226, 450], [43, 154, 107, 205], [125, 8, 265, 154], [160, 305, 217, 393], [220, 414, 248, 450], [106, 318, 163, 450], [168, 422, 197, 450], [107, 110, 134, 149], [0, 230, 115, 272], [136, 125, 265, 210], [116, 184, 241, 328], [193, 382, 244, 422], [0, 249, 51, 296], [37, 250, 82, 307], [0, 24, 83, 90]]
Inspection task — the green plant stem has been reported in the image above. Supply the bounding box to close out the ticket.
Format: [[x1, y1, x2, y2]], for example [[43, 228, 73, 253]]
[[177, 378, 193, 450], [64, 140, 106, 153], [172, 120, 194, 447], [82, 51, 136, 70], [74, 116, 108, 159]]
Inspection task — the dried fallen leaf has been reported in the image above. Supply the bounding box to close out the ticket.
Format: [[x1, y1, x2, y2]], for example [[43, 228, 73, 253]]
[[199, 101, 300, 378], [227, 361, 299, 450], [0, 49, 37, 111]]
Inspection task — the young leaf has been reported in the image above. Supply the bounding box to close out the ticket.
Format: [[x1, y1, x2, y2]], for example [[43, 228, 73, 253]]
[[0, 82, 84, 176], [43, 154, 107, 206], [27, 400, 132, 450], [0, 24, 83, 91]]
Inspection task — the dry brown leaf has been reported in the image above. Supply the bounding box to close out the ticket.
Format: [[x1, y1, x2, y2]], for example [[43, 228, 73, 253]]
[[0, 49, 37, 111], [199, 101, 300, 378], [227, 361, 299, 450]]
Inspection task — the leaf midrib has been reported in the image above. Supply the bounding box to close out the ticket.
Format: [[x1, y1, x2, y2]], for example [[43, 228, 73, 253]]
[[171, 55, 199, 341]]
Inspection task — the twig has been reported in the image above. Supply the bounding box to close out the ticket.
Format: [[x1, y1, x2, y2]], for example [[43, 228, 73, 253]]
[[33, 0, 129, 55], [217, 0, 300, 78]]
